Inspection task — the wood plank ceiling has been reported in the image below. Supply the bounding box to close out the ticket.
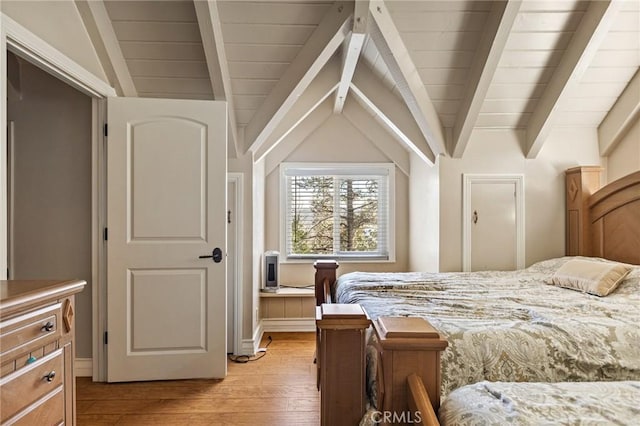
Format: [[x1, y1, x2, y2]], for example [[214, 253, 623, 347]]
[[85, 0, 639, 161], [104, 0, 213, 99]]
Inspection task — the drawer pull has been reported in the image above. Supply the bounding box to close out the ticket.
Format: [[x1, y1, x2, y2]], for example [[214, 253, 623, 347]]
[[41, 322, 55, 332], [43, 371, 56, 382]]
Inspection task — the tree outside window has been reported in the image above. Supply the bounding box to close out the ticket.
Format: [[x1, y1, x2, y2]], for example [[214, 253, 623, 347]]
[[282, 164, 391, 261]]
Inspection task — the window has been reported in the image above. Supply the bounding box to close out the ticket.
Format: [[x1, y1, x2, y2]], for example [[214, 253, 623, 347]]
[[280, 163, 394, 261]]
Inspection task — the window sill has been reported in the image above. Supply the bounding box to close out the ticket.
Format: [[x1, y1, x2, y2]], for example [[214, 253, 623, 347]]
[[260, 287, 315, 298], [280, 257, 396, 264]]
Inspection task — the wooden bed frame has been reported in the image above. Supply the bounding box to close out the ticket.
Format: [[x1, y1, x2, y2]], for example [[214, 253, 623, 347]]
[[315, 167, 640, 426]]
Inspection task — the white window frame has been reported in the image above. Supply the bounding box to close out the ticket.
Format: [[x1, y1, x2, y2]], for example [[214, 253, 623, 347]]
[[280, 163, 395, 263]]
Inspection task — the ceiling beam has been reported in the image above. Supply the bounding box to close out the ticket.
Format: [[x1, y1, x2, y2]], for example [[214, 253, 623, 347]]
[[525, 0, 622, 158], [368, 0, 446, 158], [333, 0, 368, 113], [255, 59, 340, 162], [194, 0, 239, 159], [75, 0, 137, 97], [451, 0, 521, 158], [343, 97, 410, 176], [245, 1, 353, 154], [351, 66, 435, 165], [265, 100, 334, 175], [598, 68, 640, 156]]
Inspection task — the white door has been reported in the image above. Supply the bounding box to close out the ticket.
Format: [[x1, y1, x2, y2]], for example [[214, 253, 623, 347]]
[[107, 97, 227, 382], [463, 174, 525, 272], [470, 182, 517, 271]]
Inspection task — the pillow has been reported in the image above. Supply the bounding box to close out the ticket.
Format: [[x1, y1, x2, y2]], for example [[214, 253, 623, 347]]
[[550, 259, 632, 296]]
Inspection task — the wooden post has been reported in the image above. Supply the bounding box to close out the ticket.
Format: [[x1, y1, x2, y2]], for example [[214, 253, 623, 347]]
[[316, 303, 371, 426], [314, 260, 339, 305], [565, 166, 603, 256], [373, 317, 448, 420]]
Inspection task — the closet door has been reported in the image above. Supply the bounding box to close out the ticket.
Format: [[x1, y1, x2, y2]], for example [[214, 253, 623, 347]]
[[463, 175, 524, 272]]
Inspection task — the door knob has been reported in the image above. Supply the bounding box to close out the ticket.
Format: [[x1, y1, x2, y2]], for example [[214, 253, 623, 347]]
[[199, 247, 223, 263]]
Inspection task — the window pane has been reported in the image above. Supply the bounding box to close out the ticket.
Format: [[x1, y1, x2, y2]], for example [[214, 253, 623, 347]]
[[339, 179, 379, 252], [288, 176, 334, 255], [283, 164, 391, 260]]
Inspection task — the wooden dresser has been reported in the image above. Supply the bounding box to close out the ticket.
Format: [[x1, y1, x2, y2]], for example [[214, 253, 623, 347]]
[[0, 279, 86, 425]]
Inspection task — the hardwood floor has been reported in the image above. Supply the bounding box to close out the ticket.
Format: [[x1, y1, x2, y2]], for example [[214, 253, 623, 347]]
[[77, 332, 319, 425]]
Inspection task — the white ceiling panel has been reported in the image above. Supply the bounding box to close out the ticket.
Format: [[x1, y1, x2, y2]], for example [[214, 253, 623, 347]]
[[104, 0, 213, 99], [219, 0, 332, 129], [88, 0, 638, 157]]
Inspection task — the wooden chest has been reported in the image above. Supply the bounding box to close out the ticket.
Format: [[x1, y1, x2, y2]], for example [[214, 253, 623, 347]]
[[1, 280, 85, 425]]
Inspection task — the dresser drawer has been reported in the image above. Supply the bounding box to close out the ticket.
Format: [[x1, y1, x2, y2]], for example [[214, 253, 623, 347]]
[[5, 385, 64, 426], [0, 304, 61, 361], [0, 349, 64, 423]]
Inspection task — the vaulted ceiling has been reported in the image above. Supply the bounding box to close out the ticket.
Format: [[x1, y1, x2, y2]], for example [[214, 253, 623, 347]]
[[78, 0, 640, 163]]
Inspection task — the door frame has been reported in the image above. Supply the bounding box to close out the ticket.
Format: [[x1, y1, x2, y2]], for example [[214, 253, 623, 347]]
[[1, 13, 115, 380], [227, 173, 244, 356], [462, 174, 525, 272]]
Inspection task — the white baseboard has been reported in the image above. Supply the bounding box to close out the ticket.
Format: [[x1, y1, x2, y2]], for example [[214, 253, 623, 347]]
[[240, 322, 264, 356], [261, 318, 315, 332], [75, 358, 93, 377]]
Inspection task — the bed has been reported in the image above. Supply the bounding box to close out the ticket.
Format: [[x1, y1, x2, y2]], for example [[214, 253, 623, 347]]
[[339, 256, 640, 397], [438, 380, 640, 426], [314, 167, 640, 424]]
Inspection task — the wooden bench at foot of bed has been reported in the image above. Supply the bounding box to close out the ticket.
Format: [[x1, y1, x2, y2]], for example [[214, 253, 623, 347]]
[[315, 260, 447, 426]]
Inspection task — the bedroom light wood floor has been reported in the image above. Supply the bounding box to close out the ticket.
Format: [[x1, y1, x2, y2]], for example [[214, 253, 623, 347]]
[[76, 332, 319, 425]]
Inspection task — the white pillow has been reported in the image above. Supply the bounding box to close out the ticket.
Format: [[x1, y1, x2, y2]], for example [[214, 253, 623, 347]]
[[550, 259, 632, 296]]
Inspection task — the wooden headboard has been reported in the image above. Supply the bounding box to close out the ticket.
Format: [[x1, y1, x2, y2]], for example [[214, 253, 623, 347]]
[[566, 167, 640, 265]]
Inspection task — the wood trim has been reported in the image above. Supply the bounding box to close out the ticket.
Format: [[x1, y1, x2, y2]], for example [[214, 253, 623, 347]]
[[407, 374, 439, 426], [244, 2, 353, 154], [76, 0, 137, 97], [373, 317, 448, 415], [588, 171, 640, 213], [254, 58, 340, 162], [333, 30, 366, 113], [525, 1, 621, 158], [350, 66, 433, 166], [0, 280, 86, 319], [343, 98, 411, 176], [368, 0, 445, 160], [264, 100, 333, 175], [450, 0, 521, 158], [1, 14, 116, 98], [587, 171, 640, 265], [194, 0, 239, 159], [261, 318, 315, 332], [598, 68, 640, 156], [314, 261, 339, 306], [565, 166, 604, 256], [74, 358, 93, 378], [566, 168, 640, 265], [227, 173, 244, 356], [316, 304, 371, 426]]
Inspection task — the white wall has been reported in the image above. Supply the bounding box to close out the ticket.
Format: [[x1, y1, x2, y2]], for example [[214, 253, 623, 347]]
[[408, 153, 439, 272], [7, 54, 93, 358], [439, 128, 603, 272], [1, 1, 107, 83], [264, 113, 410, 285], [606, 117, 640, 183]]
